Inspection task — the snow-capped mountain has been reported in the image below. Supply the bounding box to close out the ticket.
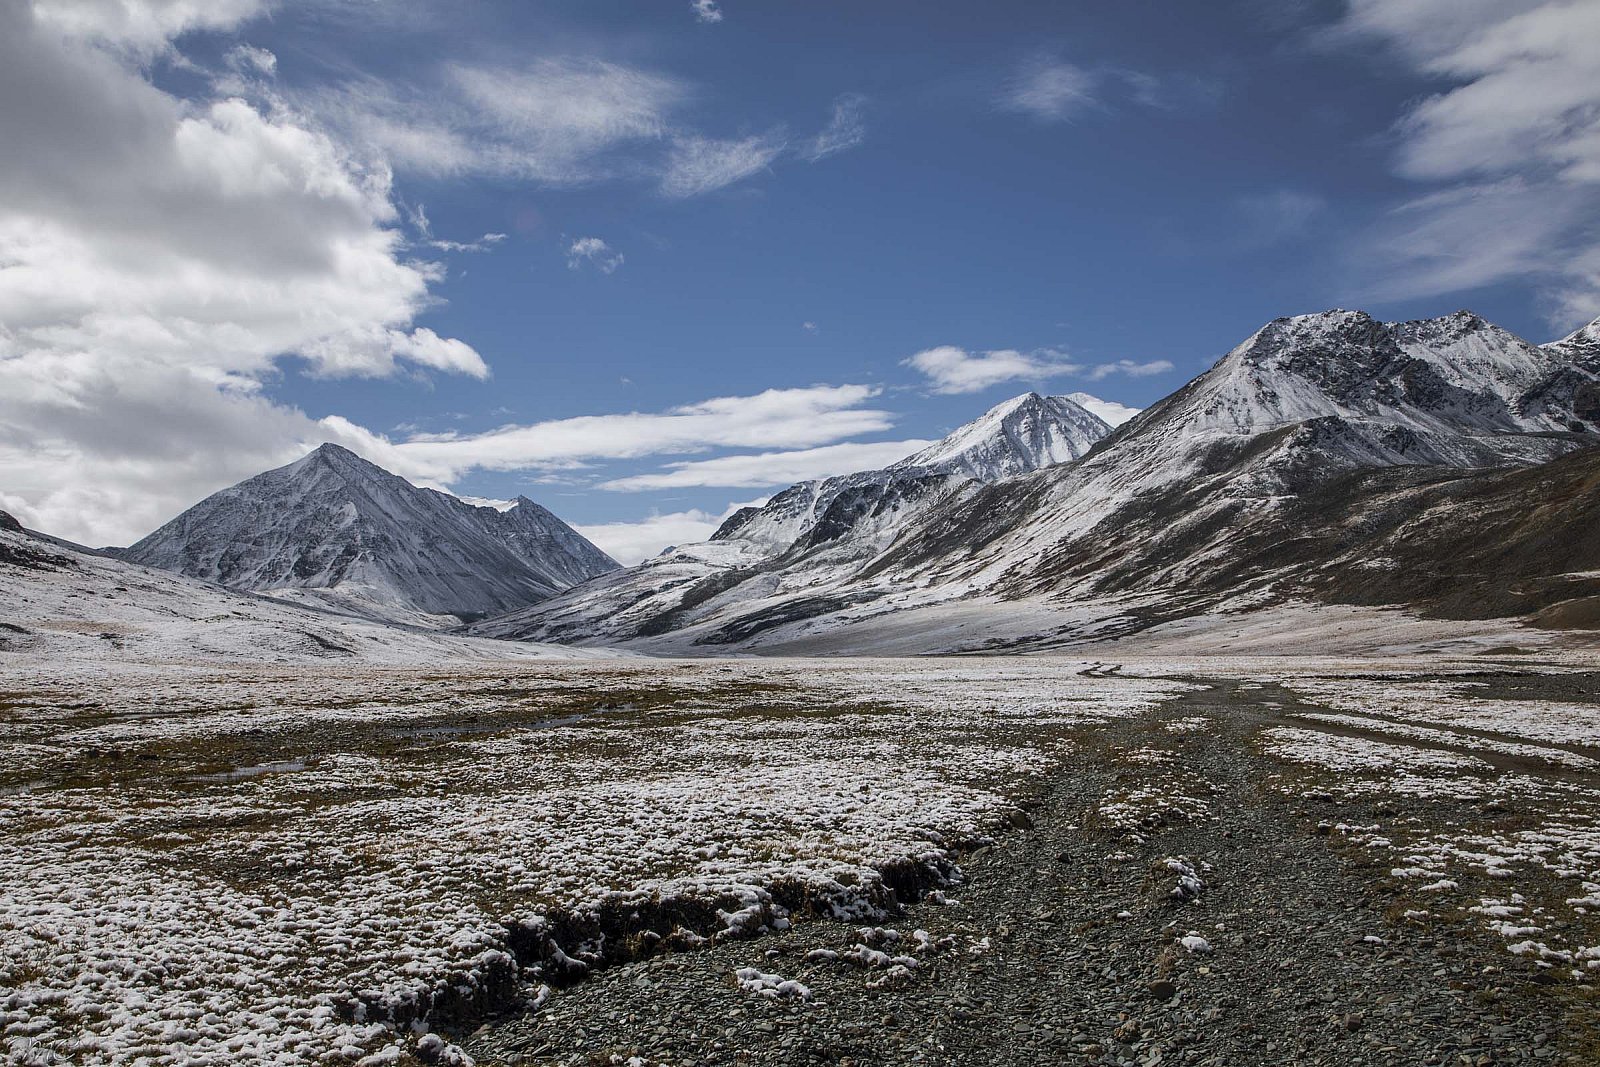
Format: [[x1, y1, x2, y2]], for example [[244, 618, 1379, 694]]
[[714, 391, 1110, 549], [122, 444, 618, 626], [470, 392, 1113, 643], [0, 509, 601, 665], [488, 309, 1600, 653]]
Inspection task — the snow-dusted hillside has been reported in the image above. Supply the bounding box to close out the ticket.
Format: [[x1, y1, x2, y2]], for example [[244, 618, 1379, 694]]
[[472, 392, 1112, 643], [489, 309, 1600, 653], [122, 444, 618, 626], [0, 511, 602, 665]]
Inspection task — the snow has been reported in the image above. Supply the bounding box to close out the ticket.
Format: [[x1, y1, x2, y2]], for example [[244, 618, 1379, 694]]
[[478, 308, 1600, 655], [474, 392, 1113, 646], [0, 523, 602, 667], [0, 654, 1187, 1065], [122, 444, 617, 628]]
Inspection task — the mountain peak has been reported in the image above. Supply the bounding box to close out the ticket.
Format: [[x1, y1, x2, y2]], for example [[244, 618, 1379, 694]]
[[893, 391, 1110, 476], [123, 449, 617, 624]]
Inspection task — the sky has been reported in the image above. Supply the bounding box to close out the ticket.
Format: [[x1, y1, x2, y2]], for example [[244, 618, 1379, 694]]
[[3, 0, 1599, 562]]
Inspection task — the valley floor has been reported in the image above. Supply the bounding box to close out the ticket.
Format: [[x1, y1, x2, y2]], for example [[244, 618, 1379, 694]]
[[6, 648, 1600, 1065]]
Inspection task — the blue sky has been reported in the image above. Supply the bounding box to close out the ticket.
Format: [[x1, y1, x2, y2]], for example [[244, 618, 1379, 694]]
[[4, 0, 1599, 558]]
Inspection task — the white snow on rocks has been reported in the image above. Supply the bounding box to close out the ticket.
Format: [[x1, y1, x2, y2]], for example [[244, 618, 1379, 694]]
[[0, 657, 1185, 1065]]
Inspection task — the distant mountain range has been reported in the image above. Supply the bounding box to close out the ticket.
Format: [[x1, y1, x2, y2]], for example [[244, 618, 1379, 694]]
[[120, 443, 617, 626], [8, 307, 1600, 657], [467, 391, 1113, 644], [475, 308, 1600, 653]]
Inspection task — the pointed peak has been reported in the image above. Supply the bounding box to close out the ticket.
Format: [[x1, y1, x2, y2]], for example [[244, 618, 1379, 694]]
[[1549, 312, 1600, 349], [300, 442, 370, 469]]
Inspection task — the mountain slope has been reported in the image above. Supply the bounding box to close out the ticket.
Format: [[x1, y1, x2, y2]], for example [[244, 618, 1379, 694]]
[[0, 510, 601, 665], [123, 444, 618, 626], [500, 309, 1600, 653], [472, 392, 1113, 643]]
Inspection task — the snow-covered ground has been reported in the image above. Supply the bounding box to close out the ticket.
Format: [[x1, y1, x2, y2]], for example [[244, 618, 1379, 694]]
[[0, 521, 601, 666], [0, 657, 1190, 1065], [1252, 668, 1600, 984]]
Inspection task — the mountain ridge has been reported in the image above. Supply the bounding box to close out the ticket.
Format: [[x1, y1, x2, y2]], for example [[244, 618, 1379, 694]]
[[480, 308, 1600, 653], [122, 443, 618, 626], [470, 390, 1115, 643]]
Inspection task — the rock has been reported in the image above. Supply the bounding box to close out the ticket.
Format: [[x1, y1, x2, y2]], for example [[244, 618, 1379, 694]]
[[1147, 979, 1177, 1001], [1343, 1012, 1363, 1032]]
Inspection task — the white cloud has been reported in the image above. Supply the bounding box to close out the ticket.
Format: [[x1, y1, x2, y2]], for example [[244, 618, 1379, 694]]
[[0, 2, 485, 545], [575, 498, 767, 565], [309, 59, 685, 185], [1000, 57, 1098, 122], [1085, 359, 1174, 381], [1066, 392, 1140, 427], [32, 0, 267, 55], [598, 439, 935, 491], [802, 94, 866, 162], [903, 345, 1171, 396], [661, 133, 786, 198], [567, 236, 624, 273], [226, 42, 276, 76], [1335, 0, 1600, 324], [391, 385, 898, 483], [431, 232, 506, 253], [690, 0, 724, 24], [902, 346, 1080, 395]]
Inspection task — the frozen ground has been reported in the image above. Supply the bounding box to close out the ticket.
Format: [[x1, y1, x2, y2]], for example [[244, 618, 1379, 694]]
[[5, 648, 1600, 1065]]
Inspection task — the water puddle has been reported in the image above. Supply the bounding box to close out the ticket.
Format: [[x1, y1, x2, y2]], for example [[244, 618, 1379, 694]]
[[190, 759, 309, 783]]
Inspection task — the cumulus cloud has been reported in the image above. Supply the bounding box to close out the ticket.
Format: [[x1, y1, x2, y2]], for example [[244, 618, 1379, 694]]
[[0, 2, 485, 545], [566, 236, 624, 273], [661, 132, 786, 198], [32, 0, 267, 55], [690, 0, 724, 24], [1335, 0, 1600, 325], [597, 439, 935, 491], [390, 385, 898, 484], [1066, 392, 1141, 427], [801, 94, 867, 162]]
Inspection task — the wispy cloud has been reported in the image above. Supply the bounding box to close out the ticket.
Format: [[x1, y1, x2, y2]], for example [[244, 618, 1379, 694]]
[[801, 94, 867, 161], [1085, 359, 1173, 381], [904, 345, 1170, 395], [661, 132, 787, 197], [1000, 57, 1099, 122], [1235, 189, 1326, 246], [389, 385, 897, 483], [1334, 0, 1600, 325], [575, 498, 767, 565], [566, 236, 624, 273], [903, 346, 1083, 394], [998, 54, 1209, 124], [690, 0, 724, 24], [302, 58, 684, 186], [598, 439, 934, 491]]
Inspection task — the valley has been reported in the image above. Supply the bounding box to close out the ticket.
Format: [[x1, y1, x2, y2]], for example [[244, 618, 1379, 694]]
[[6, 653, 1600, 1065]]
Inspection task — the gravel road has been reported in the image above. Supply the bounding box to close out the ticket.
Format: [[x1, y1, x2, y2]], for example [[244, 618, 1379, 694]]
[[463, 672, 1600, 1066]]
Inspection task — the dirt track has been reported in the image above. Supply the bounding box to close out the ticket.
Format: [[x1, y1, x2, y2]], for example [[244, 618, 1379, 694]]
[[466, 674, 1600, 1067]]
